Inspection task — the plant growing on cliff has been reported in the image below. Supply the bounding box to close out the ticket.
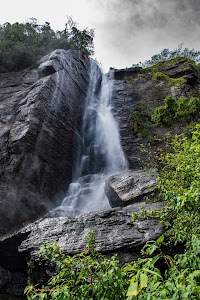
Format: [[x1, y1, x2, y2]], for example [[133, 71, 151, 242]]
[[151, 95, 200, 126], [0, 17, 94, 71], [131, 100, 155, 141], [152, 72, 186, 88]]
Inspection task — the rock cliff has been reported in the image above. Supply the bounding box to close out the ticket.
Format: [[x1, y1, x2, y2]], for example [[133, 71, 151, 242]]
[[112, 58, 200, 169], [0, 49, 90, 237], [1, 54, 199, 298]]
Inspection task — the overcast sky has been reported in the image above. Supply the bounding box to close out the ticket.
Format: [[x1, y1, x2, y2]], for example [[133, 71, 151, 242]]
[[0, 0, 200, 72]]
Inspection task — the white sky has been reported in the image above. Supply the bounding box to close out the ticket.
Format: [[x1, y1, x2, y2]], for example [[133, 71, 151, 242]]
[[0, 0, 200, 72]]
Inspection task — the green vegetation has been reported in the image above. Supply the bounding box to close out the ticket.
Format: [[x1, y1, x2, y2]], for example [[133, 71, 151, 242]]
[[126, 234, 200, 299], [155, 125, 200, 243], [131, 94, 200, 142], [151, 95, 200, 126], [0, 17, 94, 71], [131, 100, 155, 142], [25, 231, 131, 300], [127, 124, 200, 299], [152, 72, 186, 88]]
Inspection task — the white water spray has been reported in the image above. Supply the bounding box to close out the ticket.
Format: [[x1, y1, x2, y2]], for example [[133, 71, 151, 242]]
[[57, 60, 127, 216]]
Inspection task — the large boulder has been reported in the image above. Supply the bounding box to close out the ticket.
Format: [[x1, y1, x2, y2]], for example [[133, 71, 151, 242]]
[[0, 49, 90, 237], [105, 170, 157, 207], [0, 201, 164, 296], [19, 202, 164, 258]]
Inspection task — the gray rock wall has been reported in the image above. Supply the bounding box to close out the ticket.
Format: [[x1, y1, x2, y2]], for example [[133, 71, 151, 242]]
[[112, 60, 200, 169], [0, 49, 90, 237]]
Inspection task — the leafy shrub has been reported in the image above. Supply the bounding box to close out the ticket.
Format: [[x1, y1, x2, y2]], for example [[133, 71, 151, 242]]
[[156, 124, 200, 243], [25, 231, 131, 300], [126, 234, 200, 299], [152, 72, 186, 88], [151, 95, 200, 126], [131, 100, 155, 141]]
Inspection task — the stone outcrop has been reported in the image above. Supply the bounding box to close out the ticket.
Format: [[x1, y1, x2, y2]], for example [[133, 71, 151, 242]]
[[0, 49, 90, 237], [19, 202, 164, 258], [105, 170, 157, 207], [0, 201, 164, 295], [112, 58, 200, 169], [0, 202, 163, 263]]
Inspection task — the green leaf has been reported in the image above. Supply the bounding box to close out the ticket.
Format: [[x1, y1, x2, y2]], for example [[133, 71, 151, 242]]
[[156, 234, 164, 245], [130, 275, 137, 285], [126, 282, 140, 297], [151, 254, 161, 266], [142, 268, 163, 279], [140, 272, 148, 289], [146, 244, 158, 255]]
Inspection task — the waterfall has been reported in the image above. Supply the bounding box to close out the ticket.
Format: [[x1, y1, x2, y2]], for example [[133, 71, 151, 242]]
[[56, 60, 127, 216]]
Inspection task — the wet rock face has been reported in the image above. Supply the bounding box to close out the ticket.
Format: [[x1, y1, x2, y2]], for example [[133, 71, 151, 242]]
[[105, 170, 157, 207], [0, 49, 90, 237], [112, 59, 200, 169]]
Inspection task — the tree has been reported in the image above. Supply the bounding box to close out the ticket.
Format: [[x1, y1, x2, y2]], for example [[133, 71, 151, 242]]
[[0, 17, 94, 72]]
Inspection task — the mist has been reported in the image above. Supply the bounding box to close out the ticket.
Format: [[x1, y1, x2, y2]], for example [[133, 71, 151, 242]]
[[91, 0, 200, 70]]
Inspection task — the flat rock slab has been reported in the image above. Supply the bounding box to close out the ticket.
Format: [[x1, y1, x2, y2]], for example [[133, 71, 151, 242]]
[[16, 201, 164, 263], [105, 170, 157, 207]]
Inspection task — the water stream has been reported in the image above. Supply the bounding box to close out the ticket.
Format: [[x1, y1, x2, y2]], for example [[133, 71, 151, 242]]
[[56, 60, 127, 216]]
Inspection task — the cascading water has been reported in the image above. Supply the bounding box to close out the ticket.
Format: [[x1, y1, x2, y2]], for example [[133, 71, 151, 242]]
[[56, 60, 127, 216]]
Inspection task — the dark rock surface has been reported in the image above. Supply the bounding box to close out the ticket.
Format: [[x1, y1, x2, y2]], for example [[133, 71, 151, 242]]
[[105, 170, 157, 207], [0, 49, 90, 237], [0, 265, 27, 297], [0, 202, 164, 270], [19, 202, 164, 260], [112, 58, 200, 169]]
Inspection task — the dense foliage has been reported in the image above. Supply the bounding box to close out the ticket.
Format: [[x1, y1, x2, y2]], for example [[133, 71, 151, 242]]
[[127, 124, 200, 299], [0, 17, 94, 71], [151, 95, 200, 126], [152, 72, 186, 88], [25, 231, 131, 300]]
